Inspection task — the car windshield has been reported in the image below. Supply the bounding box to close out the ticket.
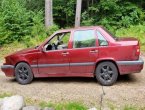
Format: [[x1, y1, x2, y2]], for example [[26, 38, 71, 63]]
[[101, 27, 118, 40]]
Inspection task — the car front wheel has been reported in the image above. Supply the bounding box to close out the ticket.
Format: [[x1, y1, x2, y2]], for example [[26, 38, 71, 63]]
[[15, 62, 33, 85], [95, 62, 118, 86]]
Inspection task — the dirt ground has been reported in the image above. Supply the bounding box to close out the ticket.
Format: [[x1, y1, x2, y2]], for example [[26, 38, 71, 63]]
[[0, 55, 145, 108]]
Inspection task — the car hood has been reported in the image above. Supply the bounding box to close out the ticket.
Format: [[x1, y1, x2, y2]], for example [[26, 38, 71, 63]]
[[6, 47, 39, 57]]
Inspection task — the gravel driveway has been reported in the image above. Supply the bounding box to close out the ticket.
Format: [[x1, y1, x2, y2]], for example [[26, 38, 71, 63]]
[[0, 56, 145, 108]]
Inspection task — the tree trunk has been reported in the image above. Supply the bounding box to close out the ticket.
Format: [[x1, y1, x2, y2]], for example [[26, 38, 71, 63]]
[[75, 0, 82, 27], [45, 0, 53, 27]]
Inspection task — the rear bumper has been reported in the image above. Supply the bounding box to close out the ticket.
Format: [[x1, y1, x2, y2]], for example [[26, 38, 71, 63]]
[[1, 65, 15, 77], [117, 57, 144, 75]]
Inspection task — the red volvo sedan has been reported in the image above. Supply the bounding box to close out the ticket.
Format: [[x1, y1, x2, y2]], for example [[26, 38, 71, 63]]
[[1, 26, 144, 86]]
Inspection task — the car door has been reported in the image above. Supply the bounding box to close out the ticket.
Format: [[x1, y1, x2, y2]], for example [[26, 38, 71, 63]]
[[37, 32, 71, 75], [69, 29, 98, 74]]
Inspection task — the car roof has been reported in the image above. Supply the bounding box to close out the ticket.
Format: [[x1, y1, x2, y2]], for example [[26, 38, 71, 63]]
[[57, 26, 103, 33]]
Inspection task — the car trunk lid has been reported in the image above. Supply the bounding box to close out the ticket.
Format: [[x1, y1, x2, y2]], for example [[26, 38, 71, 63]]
[[116, 37, 140, 60]]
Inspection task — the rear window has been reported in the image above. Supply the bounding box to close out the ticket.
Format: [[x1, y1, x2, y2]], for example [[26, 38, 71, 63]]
[[97, 31, 108, 46], [101, 27, 118, 40]]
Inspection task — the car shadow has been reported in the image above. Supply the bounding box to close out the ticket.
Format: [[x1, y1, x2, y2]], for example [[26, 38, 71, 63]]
[[33, 77, 96, 83], [7, 74, 138, 85], [117, 74, 137, 83], [33, 74, 137, 84]]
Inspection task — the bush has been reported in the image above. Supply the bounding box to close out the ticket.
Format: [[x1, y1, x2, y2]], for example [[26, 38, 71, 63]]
[[0, 0, 45, 46], [23, 25, 59, 47], [81, 0, 145, 32]]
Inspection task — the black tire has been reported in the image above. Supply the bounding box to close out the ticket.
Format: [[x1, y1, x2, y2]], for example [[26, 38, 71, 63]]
[[95, 62, 118, 86], [15, 62, 33, 85]]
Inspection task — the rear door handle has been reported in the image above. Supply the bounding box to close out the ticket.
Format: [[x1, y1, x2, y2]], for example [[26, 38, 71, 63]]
[[90, 50, 98, 53]]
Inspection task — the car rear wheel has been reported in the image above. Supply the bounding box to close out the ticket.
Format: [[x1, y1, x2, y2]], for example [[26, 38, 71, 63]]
[[95, 62, 118, 86], [15, 62, 33, 85]]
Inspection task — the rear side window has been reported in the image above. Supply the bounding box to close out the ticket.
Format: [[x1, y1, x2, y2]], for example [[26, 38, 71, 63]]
[[73, 30, 96, 48], [97, 31, 108, 46]]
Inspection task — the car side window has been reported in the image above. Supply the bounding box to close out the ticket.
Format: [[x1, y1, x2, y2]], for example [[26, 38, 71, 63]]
[[73, 30, 96, 48], [97, 31, 108, 46], [44, 32, 71, 51]]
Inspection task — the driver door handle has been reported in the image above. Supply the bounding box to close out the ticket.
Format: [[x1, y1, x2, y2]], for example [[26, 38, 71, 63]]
[[62, 52, 69, 55]]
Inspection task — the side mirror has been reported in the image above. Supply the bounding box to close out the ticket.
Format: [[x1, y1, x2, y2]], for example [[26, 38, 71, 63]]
[[42, 47, 46, 52]]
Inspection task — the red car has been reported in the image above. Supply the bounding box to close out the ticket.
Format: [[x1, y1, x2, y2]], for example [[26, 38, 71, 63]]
[[1, 26, 144, 86]]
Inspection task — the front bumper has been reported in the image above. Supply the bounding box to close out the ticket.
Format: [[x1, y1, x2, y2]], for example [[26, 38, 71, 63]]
[[117, 57, 144, 75], [1, 65, 15, 77]]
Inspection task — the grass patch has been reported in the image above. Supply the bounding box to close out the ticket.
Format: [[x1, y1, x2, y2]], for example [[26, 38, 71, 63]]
[[123, 105, 137, 110], [25, 97, 40, 105], [0, 92, 12, 98], [39, 101, 87, 110], [123, 105, 145, 110], [39, 101, 145, 110], [25, 97, 88, 110]]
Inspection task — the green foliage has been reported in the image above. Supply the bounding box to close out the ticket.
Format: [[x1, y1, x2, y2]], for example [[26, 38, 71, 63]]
[[81, 0, 145, 32], [0, 0, 30, 44], [0, 0, 46, 46], [24, 0, 44, 12], [82, 11, 94, 26], [23, 25, 59, 47], [115, 24, 145, 51], [46, 24, 59, 37], [53, 0, 75, 27]]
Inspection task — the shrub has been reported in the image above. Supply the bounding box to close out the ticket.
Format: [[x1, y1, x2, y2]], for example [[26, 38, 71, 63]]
[[23, 25, 59, 47], [0, 0, 45, 46]]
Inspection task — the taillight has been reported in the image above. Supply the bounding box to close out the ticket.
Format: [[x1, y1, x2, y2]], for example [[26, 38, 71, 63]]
[[135, 45, 140, 56]]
